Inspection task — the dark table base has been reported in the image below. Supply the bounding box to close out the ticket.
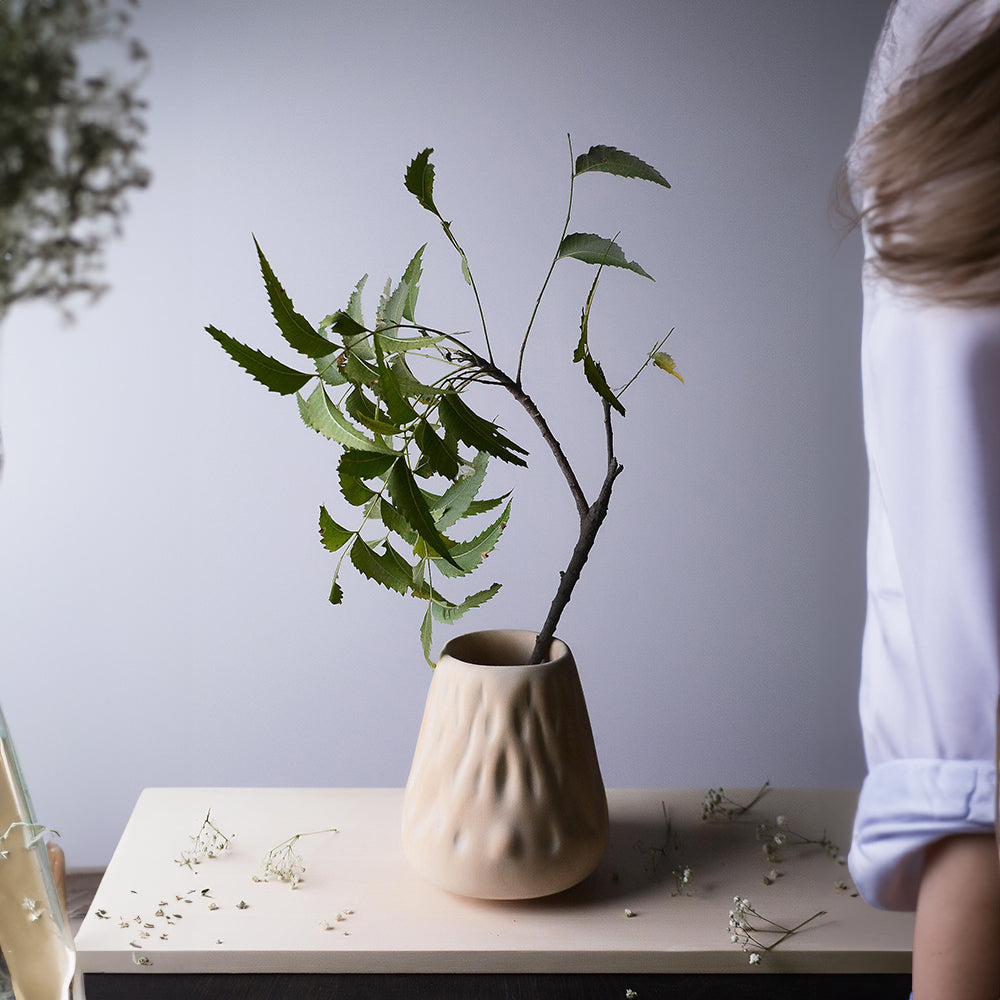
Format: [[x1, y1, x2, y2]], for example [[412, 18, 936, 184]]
[[84, 972, 913, 1000]]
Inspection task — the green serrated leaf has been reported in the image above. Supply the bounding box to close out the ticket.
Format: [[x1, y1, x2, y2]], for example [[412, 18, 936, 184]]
[[347, 275, 368, 326], [377, 280, 410, 334], [431, 582, 502, 624], [339, 469, 377, 507], [349, 538, 412, 595], [391, 356, 445, 398], [574, 267, 601, 364], [420, 604, 435, 665], [386, 458, 459, 566], [584, 354, 626, 416], [343, 351, 379, 386], [379, 499, 418, 545], [459, 254, 473, 287], [405, 148, 440, 217], [382, 540, 418, 585], [574, 144, 671, 188], [411, 576, 457, 607], [438, 394, 528, 467], [572, 265, 623, 414], [557, 233, 654, 280], [401, 246, 425, 322], [318, 506, 353, 553], [297, 384, 396, 453], [375, 331, 446, 353], [465, 494, 510, 517], [338, 449, 396, 481], [314, 351, 348, 387], [329, 578, 344, 605], [415, 419, 460, 481], [323, 310, 368, 340], [372, 334, 419, 425], [344, 388, 402, 436], [433, 501, 511, 578], [432, 451, 488, 528], [206, 325, 313, 396], [253, 238, 335, 359]]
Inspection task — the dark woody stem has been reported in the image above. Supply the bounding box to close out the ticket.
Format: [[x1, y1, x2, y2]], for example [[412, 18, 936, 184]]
[[462, 347, 622, 664]]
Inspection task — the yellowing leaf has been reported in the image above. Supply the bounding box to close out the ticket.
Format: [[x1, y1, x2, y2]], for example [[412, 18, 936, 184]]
[[653, 352, 683, 383]]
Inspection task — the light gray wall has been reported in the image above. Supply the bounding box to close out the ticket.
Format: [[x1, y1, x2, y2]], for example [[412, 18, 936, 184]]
[[0, 0, 889, 868]]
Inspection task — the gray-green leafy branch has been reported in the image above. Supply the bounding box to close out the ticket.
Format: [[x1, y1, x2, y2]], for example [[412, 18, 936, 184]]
[[0, 0, 149, 322]]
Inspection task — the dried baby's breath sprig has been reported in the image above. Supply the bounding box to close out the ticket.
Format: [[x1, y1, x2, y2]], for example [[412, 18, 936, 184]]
[[254, 827, 339, 888], [701, 781, 771, 822], [727, 896, 826, 965], [755, 815, 841, 865], [175, 810, 232, 869], [671, 865, 696, 897]]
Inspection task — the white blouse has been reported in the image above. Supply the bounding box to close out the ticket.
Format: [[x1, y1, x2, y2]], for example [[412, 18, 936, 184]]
[[847, 0, 1000, 911]]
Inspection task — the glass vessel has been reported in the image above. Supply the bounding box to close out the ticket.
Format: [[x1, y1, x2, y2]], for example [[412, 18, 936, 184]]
[[0, 704, 79, 999]]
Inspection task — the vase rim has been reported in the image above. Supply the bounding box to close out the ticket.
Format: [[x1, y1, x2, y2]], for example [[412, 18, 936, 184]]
[[439, 628, 570, 668]]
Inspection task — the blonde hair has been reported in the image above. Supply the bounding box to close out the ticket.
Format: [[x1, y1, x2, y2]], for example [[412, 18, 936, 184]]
[[849, 4, 1000, 307]]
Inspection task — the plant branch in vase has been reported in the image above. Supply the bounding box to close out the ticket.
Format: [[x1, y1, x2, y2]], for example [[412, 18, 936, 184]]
[[206, 138, 682, 665]]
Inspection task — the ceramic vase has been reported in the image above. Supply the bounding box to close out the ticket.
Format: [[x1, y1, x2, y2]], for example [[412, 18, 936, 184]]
[[401, 629, 608, 899]]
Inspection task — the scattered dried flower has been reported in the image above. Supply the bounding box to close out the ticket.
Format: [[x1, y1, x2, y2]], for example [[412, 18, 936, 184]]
[[256, 827, 339, 888], [727, 896, 826, 965], [756, 819, 840, 865], [671, 865, 696, 897], [175, 811, 233, 869], [701, 781, 771, 822]]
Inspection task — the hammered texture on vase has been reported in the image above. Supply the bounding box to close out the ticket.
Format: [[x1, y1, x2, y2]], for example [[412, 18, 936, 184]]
[[401, 630, 609, 899]]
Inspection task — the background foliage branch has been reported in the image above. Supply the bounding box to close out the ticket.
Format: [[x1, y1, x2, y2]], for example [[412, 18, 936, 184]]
[[0, 0, 150, 325]]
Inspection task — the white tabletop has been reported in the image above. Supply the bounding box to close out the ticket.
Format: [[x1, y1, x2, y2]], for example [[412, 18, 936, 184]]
[[74, 787, 914, 975]]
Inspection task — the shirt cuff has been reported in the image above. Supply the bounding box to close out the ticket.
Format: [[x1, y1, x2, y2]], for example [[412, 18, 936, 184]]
[[849, 758, 996, 911]]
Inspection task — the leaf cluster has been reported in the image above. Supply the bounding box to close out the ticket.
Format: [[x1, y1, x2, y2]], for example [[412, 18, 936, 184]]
[[0, 0, 150, 322], [207, 141, 679, 662], [208, 238, 525, 662]]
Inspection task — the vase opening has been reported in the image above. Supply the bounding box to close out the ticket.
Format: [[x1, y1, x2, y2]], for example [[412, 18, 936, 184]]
[[442, 629, 567, 667]]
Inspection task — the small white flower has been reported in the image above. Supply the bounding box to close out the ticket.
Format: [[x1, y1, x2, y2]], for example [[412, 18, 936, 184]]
[[624, 908, 636, 918], [625, 990, 638, 999], [775, 815, 786, 827], [748, 952, 761, 965]]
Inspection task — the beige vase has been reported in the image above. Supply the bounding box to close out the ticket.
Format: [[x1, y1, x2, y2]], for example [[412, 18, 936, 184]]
[[401, 629, 609, 899]]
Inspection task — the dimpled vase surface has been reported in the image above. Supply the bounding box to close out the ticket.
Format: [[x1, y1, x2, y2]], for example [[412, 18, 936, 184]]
[[401, 629, 609, 899]]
